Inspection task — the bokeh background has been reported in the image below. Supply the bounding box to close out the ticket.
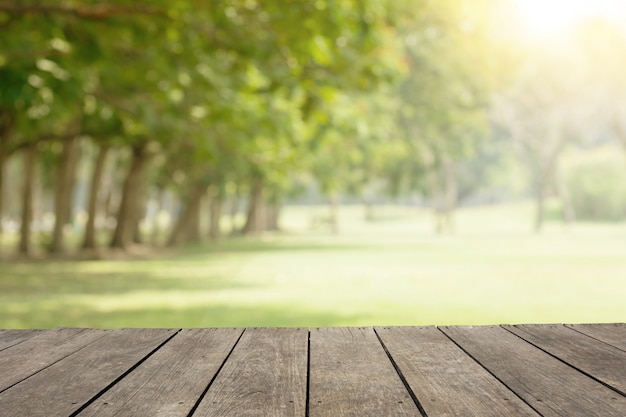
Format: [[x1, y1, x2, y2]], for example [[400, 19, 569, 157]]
[[1, 0, 625, 328]]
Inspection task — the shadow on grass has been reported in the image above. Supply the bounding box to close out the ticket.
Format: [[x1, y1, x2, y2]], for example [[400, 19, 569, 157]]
[[0, 261, 260, 296], [2, 302, 370, 329], [175, 236, 372, 256]]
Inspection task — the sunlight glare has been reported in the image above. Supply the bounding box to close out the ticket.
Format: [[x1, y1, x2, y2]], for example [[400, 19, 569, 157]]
[[513, 0, 626, 37]]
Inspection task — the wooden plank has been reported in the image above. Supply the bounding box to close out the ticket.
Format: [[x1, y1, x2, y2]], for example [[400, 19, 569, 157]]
[[376, 326, 539, 416], [0, 328, 107, 393], [309, 327, 421, 417], [566, 323, 626, 351], [192, 328, 308, 417], [507, 324, 626, 395], [77, 328, 243, 417], [0, 328, 177, 417], [442, 325, 626, 417], [0, 329, 41, 352]]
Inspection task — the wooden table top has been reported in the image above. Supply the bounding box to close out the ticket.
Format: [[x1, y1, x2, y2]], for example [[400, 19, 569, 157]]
[[0, 324, 625, 416]]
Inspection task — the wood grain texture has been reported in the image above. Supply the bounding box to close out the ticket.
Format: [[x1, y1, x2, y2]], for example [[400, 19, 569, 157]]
[[566, 323, 626, 351], [506, 324, 626, 395], [0, 328, 177, 417], [376, 326, 539, 416], [192, 328, 308, 417], [77, 328, 243, 417], [0, 328, 107, 392], [0, 329, 41, 352], [0, 325, 624, 416], [442, 325, 626, 417], [309, 327, 421, 417]]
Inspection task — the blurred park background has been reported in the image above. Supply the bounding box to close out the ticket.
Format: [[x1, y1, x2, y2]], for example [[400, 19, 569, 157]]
[[1, 0, 625, 328]]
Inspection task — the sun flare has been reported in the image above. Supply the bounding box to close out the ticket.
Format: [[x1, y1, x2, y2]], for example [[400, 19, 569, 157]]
[[513, 0, 626, 37]]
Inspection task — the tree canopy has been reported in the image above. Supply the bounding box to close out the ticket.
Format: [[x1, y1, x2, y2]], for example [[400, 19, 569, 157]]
[[2, 0, 624, 254]]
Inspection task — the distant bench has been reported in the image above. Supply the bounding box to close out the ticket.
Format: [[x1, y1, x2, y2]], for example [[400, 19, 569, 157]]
[[1, 324, 625, 416]]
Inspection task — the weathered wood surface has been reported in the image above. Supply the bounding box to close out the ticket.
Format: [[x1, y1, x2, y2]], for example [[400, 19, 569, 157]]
[[441, 325, 626, 417], [79, 328, 243, 417], [0, 328, 107, 393], [0, 328, 177, 416], [566, 323, 626, 351], [0, 324, 624, 416], [375, 326, 538, 416], [309, 327, 419, 416], [505, 324, 626, 395], [0, 329, 40, 352], [193, 328, 308, 417]]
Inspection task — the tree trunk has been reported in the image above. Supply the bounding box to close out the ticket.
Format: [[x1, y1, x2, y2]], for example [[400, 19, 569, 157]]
[[151, 187, 165, 246], [110, 143, 150, 249], [266, 202, 282, 231], [552, 164, 575, 225], [612, 118, 626, 160], [82, 144, 110, 250], [50, 138, 80, 254], [329, 191, 340, 235], [167, 181, 206, 246], [364, 200, 375, 222], [0, 152, 6, 236], [534, 172, 547, 233], [184, 193, 202, 243], [18, 146, 37, 255], [209, 195, 222, 240], [442, 156, 457, 233], [103, 151, 119, 224], [229, 182, 241, 233], [429, 161, 446, 234], [242, 177, 265, 235], [0, 110, 14, 236], [131, 184, 147, 245]]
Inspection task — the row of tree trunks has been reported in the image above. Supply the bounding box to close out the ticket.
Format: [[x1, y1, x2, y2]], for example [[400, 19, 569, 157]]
[[168, 177, 285, 245], [49, 138, 80, 253], [82, 144, 110, 250], [11, 143, 285, 256]]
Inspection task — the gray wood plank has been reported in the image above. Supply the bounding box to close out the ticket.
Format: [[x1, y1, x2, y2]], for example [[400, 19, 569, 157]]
[[0, 329, 41, 352], [507, 324, 626, 395], [0, 328, 177, 417], [0, 328, 108, 393], [77, 328, 243, 417], [376, 326, 539, 416], [442, 325, 626, 417], [566, 323, 626, 351], [192, 328, 308, 417], [309, 327, 421, 417]]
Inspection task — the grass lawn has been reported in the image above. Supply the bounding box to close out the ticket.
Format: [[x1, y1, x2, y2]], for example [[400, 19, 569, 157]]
[[1, 203, 625, 328]]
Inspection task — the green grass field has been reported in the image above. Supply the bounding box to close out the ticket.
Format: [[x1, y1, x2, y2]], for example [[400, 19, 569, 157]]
[[1, 203, 625, 328]]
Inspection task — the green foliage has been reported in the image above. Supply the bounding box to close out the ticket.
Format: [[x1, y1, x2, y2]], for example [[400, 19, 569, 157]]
[[566, 153, 626, 221], [0, 0, 516, 251]]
